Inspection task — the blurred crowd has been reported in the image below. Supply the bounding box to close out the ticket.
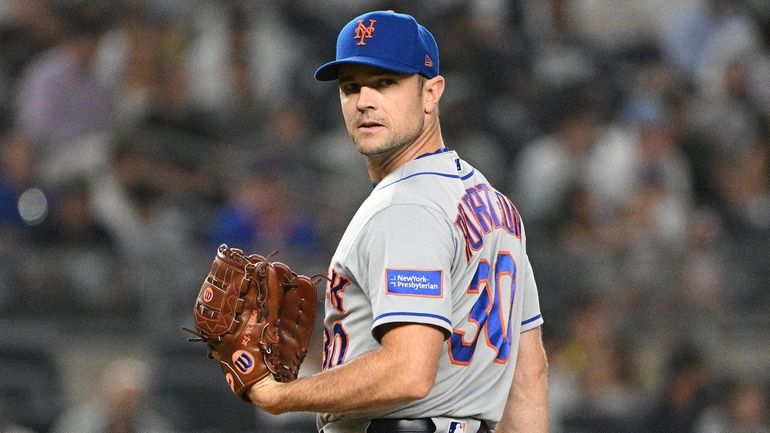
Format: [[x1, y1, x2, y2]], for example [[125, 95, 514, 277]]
[[0, 0, 768, 432]]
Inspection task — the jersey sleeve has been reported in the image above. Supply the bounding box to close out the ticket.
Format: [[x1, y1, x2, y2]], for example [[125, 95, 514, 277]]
[[520, 252, 544, 332], [357, 204, 455, 340]]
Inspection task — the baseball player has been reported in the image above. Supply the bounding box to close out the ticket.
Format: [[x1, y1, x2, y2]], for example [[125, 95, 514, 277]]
[[247, 10, 548, 433]]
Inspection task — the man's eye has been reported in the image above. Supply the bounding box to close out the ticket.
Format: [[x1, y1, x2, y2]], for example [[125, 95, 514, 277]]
[[341, 83, 360, 94], [377, 79, 396, 87]]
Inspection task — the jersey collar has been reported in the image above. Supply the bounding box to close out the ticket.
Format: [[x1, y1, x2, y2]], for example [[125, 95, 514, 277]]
[[373, 148, 473, 191], [416, 147, 450, 159]]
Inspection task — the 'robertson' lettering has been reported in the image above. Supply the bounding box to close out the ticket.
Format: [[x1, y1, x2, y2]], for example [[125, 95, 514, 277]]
[[454, 183, 522, 262]]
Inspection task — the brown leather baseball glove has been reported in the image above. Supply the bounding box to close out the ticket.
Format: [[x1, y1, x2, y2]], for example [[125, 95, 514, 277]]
[[184, 244, 318, 401]]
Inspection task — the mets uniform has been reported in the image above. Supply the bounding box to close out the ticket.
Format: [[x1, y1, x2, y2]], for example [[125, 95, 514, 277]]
[[319, 148, 544, 433]]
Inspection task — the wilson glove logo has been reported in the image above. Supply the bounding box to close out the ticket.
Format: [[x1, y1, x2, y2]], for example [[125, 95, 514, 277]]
[[232, 350, 255, 374], [203, 287, 214, 302]]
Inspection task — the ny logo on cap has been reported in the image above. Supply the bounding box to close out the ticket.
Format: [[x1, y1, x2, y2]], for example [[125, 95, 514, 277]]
[[354, 19, 376, 45]]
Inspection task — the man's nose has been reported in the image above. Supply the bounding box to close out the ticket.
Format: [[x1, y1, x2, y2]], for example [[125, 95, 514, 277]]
[[356, 86, 377, 111]]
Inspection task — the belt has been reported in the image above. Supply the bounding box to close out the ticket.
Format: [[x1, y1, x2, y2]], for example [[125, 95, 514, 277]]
[[366, 418, 490, 433], [367, 419, 434, 432]]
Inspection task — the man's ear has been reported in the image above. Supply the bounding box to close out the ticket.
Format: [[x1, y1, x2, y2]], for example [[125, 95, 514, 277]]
[[423, 75, 445, 114]]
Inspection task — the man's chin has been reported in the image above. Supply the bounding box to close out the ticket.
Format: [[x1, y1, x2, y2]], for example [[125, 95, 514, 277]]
[[354, 140, 389, 158]]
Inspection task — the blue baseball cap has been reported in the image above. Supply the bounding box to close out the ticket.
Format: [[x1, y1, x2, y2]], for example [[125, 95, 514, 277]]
[[314, 10, 440, 81]]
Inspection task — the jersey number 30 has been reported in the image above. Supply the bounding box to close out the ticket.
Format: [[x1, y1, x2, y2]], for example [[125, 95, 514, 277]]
[[449, 251, 517, 365]]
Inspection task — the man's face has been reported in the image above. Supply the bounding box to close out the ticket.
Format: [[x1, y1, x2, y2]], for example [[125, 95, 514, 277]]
[[337, 64, 425, 158]]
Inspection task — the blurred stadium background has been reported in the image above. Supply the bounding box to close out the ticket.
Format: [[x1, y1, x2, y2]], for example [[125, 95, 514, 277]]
[[0, 0, 768, 432]]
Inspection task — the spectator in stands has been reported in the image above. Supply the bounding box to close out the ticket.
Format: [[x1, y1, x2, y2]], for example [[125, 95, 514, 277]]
[[658, 0, 764, 85], [102, 3, 170, 129], [50, 357, 173, 433], [678, 207, 729, 311], [548, 296, 616, 432], [89, 140, 206, 329], [695, 377, 770, 433], [30, 177, 114, 249], [0, 131, 36, 233], [14, 1, 114, 152], [712, 140, 770, 237], [207, 166, 322, 268], [636, 344, 712, 433], [26, 177, 124, 315], [510, 100, 600, 227], [710, 142, 770, 310], [557, 337, 645, 433]]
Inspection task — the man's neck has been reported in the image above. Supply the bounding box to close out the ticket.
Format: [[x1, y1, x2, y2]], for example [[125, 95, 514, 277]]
[[366, 122, 444, 182]]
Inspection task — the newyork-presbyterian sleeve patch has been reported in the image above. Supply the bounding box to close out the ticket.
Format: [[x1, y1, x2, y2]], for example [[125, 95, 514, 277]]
[[385, 269, 443, 297]]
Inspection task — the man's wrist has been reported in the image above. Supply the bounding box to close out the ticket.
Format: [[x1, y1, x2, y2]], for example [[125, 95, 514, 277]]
[[248, 375, 285, 414]]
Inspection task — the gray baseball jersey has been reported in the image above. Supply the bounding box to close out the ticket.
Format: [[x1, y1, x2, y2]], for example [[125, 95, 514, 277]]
[[319, 149, 543, 433]]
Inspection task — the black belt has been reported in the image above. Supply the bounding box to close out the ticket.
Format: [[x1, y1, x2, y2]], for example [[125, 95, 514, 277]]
[[366, 418, 490, 433]]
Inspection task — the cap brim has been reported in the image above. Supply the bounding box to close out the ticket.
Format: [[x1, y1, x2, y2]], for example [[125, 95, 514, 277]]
[[314, 56, 420, 81]]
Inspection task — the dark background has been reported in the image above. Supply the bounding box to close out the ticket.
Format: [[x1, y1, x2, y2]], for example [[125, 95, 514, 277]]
[[0, 1, 768, 432]]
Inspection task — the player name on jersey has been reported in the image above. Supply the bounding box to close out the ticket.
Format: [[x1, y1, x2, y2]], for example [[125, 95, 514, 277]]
[[454, 183, 522, 261]]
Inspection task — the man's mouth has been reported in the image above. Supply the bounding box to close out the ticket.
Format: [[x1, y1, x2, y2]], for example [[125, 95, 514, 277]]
[[357, 119, 384, 131]]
